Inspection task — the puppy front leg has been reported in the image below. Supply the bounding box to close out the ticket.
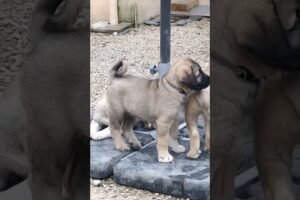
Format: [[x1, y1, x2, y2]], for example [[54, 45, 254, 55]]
[[156, 118, 174, 163], [169, 119, 186, 153]]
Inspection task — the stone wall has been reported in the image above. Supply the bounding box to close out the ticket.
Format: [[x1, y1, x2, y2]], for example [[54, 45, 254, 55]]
[[91, 0, 161, 24]]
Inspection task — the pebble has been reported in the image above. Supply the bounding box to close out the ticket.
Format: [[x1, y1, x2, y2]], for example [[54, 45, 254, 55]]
[[92, 179, 102, 187]]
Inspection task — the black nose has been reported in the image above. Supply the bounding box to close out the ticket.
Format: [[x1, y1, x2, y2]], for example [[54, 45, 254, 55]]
[[194, 74, 209, 90]]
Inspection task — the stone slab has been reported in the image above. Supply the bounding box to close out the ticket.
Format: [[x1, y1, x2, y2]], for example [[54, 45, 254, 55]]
[[113, 140, 209, 199], [90, 132, 154, 179], [90, 22, 133, 33]]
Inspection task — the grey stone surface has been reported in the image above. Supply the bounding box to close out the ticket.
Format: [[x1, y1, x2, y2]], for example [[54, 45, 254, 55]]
[[90, 132, 154, 179], [113, 140, 209, 199]]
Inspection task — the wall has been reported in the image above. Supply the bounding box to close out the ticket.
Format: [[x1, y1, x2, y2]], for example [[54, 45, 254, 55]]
[[91, 0, 109, 24], [91, 0, 161, 25]]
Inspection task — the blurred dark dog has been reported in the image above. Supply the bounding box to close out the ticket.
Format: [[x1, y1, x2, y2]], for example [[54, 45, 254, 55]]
[[19, 0, 89, 199], [212, 0, 300, 199]]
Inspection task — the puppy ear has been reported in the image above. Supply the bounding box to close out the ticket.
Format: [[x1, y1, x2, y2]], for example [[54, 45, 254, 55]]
[[176, 66, 192, 83], [191, 64, 200, 77], [273, 0, 298, 31], [231, 5, 290, 65]]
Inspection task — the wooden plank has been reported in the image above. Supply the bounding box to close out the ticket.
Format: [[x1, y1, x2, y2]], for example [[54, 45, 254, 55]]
[[171, 0, 199, 11], [171, 5, 210, 17]]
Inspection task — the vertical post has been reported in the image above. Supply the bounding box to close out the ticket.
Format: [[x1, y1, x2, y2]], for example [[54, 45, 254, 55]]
[[159, 0, 171, 77], [109, 0, 119, 25]]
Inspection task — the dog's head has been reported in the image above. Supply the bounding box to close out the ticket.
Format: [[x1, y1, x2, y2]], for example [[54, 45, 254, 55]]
[[166, 58, 210, 94], [212, 0, 300, 80]]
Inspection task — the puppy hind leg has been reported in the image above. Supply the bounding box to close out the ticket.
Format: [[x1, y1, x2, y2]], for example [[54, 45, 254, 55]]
[[169, 119, 186, 153], [122, 117, 142, 150], [110, 121, 130, 151], [203, 113, 210, 151], [186, 115, 201, 159]]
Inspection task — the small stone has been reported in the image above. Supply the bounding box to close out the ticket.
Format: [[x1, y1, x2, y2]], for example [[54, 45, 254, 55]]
[[92, 179, 102, 187]]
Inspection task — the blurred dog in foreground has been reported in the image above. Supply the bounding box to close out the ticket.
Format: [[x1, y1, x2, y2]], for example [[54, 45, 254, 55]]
[[19, 0, 89, 199]]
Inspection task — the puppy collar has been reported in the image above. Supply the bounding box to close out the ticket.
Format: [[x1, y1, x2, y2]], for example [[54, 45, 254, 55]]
[[163, 78, 187, 95]]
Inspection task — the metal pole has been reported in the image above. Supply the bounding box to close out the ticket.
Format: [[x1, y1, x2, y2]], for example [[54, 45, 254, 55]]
[[159, 0, 171, 77]]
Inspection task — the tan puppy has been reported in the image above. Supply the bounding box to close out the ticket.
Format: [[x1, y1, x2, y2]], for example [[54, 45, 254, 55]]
[[106, 58, 210, 162], [185, 87, 210, 159]]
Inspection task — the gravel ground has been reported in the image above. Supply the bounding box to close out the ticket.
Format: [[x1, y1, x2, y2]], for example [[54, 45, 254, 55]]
[[90, 18, 210, 199], [90, 18, 210, 109]]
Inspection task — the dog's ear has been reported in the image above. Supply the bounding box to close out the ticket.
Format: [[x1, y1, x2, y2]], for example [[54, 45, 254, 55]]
[[230, 2, 291, 66], [273, 0, 298, 31], [191, 63, 201, 77], [176, 64, 194, 84]]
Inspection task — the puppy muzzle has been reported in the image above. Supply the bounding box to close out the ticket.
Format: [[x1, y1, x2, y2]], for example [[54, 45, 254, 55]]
[[196, 75, 210, 90]]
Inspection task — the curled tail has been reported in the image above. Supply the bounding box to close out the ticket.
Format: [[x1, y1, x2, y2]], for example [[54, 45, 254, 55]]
[[110, 60, 128, 78]]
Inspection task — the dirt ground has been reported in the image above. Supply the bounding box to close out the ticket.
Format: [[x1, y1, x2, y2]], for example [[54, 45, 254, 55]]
[[90, 18, 210, 200]]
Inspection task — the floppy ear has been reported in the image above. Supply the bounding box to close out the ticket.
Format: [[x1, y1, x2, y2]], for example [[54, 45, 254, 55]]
[[176, 66, 193, 83], [273, 0, 298, 31], [191, 64, 200, 77], [229, 2, 290, 65]]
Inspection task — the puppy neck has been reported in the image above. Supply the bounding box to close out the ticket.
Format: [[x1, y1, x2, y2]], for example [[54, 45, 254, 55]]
[[162, 77, 187, 96]]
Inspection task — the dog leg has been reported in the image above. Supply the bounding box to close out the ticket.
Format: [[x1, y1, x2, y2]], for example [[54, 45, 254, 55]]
[[169, 119, 186, 153], [109, 122, 130, 151], [256, 142, 295, 200], [203, 113, 210, 152], [122, 117, 142, 150], [156, 118, 174, 163], [255, 88, 297, 200], [256, 121, 295, 200], [186, 117, 201, 159], [211, 151, 236, 200]]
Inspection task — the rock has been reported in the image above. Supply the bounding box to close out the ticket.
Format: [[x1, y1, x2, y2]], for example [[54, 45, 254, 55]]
[[92, 179, 102, 187], [113, 140, 209, 199], [90, 132, 154, 179]]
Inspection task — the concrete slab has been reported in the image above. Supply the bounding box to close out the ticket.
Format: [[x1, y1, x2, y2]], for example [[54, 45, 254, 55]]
[[90, 132, 154, 179], [113, 140, 209, 199], [91, 22, 133, 33]]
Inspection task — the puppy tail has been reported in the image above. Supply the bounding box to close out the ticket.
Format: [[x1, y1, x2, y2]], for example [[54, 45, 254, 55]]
[[33, 0, 85, 31], [110, 60, 128, 78]]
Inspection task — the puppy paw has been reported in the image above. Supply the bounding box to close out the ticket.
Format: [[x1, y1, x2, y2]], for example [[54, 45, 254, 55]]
[[186, 150, 201, 159], [129, 140, 142, 151], [171, 144, 186, 153], [169, 138, 186, 153], [115, 142, 130, 151], [158, 153, 174, 163], [204, 145, 210, 152]]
